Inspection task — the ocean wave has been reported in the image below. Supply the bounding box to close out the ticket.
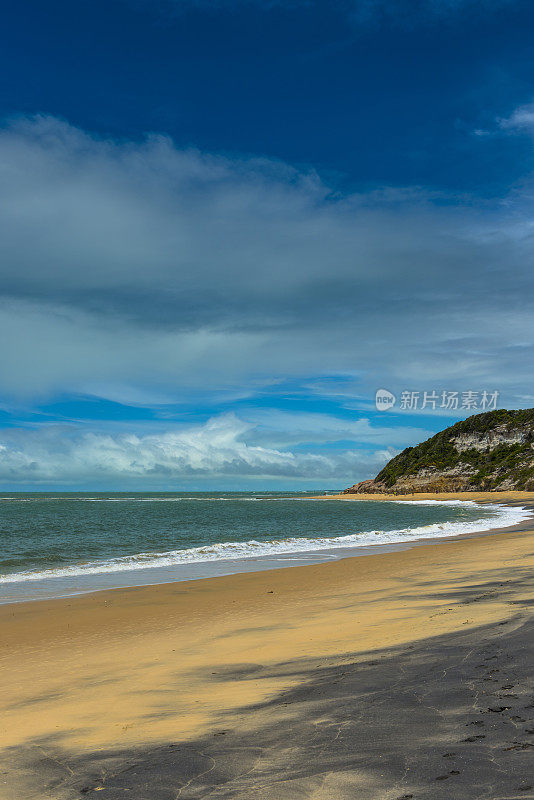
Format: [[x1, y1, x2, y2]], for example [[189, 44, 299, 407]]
[[392, 499, 482, 506], [0, 496, 279, 502], [0, 502, 530, 584]]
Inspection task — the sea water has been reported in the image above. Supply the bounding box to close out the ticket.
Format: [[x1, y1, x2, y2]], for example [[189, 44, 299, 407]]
[[0, 492, 530, 603]]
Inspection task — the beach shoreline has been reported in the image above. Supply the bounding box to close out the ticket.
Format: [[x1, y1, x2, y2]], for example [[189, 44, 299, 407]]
[[2, 493, 534, 799], [1, 491, 533, 607], [309, 489, 534, 502]]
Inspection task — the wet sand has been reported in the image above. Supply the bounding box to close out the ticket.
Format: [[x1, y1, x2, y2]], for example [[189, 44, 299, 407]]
[[2, 492, 534, 799]]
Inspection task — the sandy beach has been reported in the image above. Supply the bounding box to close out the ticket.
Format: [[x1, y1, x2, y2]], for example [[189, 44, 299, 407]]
[[313, 490, 534, 502], [2, 492, 534, 799]]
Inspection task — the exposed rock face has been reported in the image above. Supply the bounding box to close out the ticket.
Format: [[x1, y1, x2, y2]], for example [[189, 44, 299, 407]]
[[344, 409, 534, 494], [451, 429, 527, 452]]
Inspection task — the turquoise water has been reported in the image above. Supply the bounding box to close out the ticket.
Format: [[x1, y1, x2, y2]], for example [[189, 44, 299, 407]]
[[0, 492, 529, 602]]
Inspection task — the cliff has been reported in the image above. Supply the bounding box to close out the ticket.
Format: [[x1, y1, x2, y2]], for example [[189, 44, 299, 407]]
[[345, 408, 534, 494]]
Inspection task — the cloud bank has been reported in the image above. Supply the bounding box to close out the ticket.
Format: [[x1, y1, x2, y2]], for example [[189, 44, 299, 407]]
[[0, 114, 532, 406], [0, 414, 400, 486], [0, 112, 533, 485]]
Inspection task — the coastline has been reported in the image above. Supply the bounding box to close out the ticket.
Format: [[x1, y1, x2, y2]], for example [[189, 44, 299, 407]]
[[310, 489, 534, 502], [1, 491, 533, 606], [2, 494, 534, 798]]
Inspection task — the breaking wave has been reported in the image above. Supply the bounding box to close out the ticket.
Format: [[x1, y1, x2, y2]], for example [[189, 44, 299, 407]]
[[0, 501, 530, 584]]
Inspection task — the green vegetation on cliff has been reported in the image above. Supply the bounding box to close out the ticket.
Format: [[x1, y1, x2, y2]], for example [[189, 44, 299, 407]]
[[351, 409, 534, 493]]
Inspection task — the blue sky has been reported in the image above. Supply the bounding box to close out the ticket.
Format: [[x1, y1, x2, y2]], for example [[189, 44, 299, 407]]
[[0, 0, 533, 488]]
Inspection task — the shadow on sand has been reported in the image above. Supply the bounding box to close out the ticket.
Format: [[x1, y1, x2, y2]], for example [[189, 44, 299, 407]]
[[5, 600, 534, 800]]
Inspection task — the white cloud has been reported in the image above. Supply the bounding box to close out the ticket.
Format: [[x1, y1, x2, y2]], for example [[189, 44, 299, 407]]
[[0, 114, 533, 410], [498, 102, 534, 134], [475, 100, 534, 138], [241, 409, 434, 447], [0, 414, 396, 486], [1, 114, 533, 486]]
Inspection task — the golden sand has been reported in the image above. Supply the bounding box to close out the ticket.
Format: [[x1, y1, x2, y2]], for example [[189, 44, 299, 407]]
[[1, 492, 533, 758], [310, 490, 534, 502]]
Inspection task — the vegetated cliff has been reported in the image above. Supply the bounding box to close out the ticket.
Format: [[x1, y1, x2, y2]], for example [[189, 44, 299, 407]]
[[345, 409, 534, 494]]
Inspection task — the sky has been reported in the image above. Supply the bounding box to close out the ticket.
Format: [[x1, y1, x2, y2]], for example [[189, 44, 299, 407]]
[[0, 0, 533, 489]]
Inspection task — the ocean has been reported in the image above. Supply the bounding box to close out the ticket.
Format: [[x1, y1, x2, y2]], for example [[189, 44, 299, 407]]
[[0, 492, 530, 603]]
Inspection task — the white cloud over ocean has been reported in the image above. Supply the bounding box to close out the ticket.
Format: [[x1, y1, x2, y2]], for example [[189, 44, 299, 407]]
[[0, 414, 401, 486]]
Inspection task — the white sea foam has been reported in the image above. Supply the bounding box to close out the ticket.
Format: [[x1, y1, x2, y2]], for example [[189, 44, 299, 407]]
[[0, 502, 530, 585], [393, 499, 481, 506], [0, 496, 277, 502]]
